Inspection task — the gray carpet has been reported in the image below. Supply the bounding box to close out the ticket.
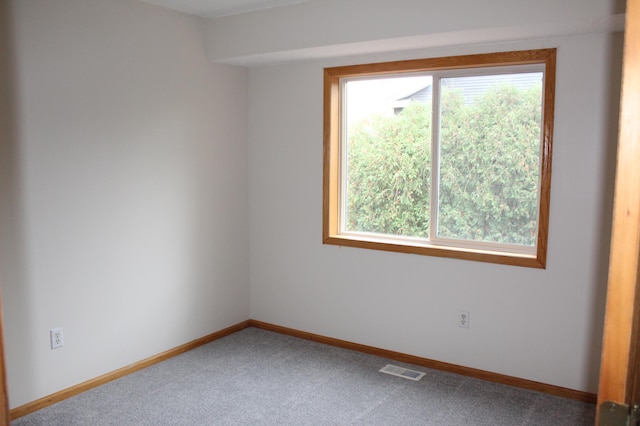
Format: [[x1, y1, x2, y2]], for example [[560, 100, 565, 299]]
[[13, 327, 595, 425]]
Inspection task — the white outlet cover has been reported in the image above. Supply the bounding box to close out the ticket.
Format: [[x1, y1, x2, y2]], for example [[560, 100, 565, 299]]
[[50, 328, 64, 349], [459, 311, 470, 328]]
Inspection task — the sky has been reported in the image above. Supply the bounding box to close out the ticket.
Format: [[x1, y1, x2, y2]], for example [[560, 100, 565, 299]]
[[344, 75, 432, 125]]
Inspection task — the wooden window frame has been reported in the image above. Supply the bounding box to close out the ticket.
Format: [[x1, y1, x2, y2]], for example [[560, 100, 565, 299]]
[[322, 49, 556, 268]]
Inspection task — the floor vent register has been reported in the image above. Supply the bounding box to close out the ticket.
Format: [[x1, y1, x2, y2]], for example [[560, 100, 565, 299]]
[[379, 364, 425, 381]]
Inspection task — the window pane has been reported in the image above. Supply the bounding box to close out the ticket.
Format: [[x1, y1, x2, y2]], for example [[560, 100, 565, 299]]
[[344, 76, 432, 237], [437, 73, 543, 246]]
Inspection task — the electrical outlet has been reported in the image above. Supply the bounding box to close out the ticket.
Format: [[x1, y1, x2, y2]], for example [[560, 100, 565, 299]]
[[50, 328, 64, 349], [458, 311, 470, 328]]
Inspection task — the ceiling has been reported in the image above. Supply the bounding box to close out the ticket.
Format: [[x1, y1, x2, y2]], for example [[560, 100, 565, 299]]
[[139, 0, 314, 18]]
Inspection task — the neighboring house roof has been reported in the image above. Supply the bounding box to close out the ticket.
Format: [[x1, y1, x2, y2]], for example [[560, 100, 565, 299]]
[[393, 72, 542, 113], [397, 85, 432, 103], [394, 85, 433, 114]]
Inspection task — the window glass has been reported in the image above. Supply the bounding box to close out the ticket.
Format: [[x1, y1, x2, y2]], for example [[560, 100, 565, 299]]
[[437, 72, 543, 246], [344, 76, 432, 238]]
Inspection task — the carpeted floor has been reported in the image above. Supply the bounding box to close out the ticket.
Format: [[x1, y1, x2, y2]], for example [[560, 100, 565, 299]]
[[12, 327, 595, 425]]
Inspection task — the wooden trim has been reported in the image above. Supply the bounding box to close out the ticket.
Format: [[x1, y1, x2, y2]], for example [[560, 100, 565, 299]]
[[597, 0, 640, 411], [322, 68, 340, 241], [249, 320, 597, 404], [325, 49, 558, 79], [0, 291, 9, 426], [536, 48, 556, 269], [9, 317, 596, 421], [9, 320, 251, 420], [323, 235, 545, 268], [0, 1, 13, 423], [322, 48, 556, 269]]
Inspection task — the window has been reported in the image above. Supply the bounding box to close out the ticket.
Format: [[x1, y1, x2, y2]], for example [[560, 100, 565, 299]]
[[323, 49, 556, 268]]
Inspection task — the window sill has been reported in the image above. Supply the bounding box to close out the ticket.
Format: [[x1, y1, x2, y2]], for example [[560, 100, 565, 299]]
[[323, 233, 545, 269]]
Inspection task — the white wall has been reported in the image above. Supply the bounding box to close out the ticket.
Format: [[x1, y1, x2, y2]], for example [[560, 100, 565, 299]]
[[206, 0, 625, 65], [245, 3, 623, 393], [0, 0, 624, 409], [0, 0, 249, 408]]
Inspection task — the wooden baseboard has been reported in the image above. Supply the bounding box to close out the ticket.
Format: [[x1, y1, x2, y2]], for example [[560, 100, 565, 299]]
[[9, 320, 251, 420], [248, 319, 597, 404], [10, 317, 596, 420]]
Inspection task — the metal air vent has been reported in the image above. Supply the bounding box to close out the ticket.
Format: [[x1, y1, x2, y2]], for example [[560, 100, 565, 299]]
[[379, 364, 425, 381]]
